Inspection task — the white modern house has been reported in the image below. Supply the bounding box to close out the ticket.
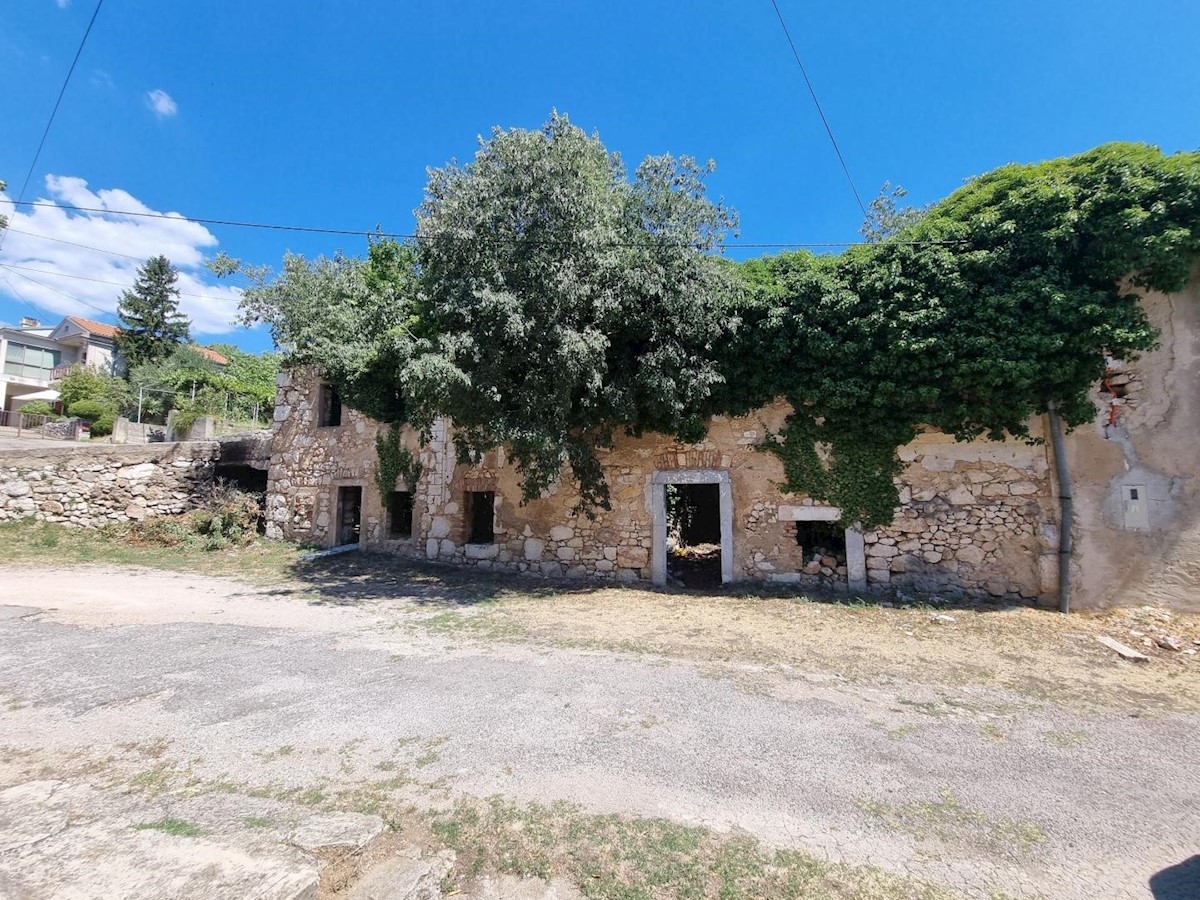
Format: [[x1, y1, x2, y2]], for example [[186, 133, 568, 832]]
[[0, 315, 121, 412]]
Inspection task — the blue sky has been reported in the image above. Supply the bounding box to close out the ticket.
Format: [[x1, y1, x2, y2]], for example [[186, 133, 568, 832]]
[[2, 0, 1197, 352]]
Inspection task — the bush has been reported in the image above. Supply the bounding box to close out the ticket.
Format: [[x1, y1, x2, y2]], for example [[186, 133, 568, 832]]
[[67, 399, 110, 422], [191, 482, 262, 546], [119, 481, 263, 551], [90, 414, 115, 437], [18, 400, 57, 418]]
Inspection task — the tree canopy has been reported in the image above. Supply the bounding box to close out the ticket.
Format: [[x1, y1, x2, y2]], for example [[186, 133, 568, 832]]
[[115, 255, 191, 368], [237, 124, 1200, 524]]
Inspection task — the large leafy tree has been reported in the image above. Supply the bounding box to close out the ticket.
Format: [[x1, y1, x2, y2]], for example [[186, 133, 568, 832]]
[[231, 239, 420, 424], [115, 255, 191, 369], [408, 112, 738, 508]]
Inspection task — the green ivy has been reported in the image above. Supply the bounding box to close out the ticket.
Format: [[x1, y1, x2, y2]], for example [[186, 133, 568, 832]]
[[239, 138, 1200, 523], [375, 423, 423, 499]]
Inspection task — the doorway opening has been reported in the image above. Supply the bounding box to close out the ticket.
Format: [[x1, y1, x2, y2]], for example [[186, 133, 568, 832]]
[[336, 486, 362, 546], [666, 482, 723, 588], [465, 490, 495, 544]]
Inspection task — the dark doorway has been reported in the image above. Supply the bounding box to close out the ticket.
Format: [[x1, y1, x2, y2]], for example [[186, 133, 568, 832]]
[[389, 490, 414, 538], [336, 486, 362, 545], [465, 490, 495, 544], [666, 483, 722, 588]]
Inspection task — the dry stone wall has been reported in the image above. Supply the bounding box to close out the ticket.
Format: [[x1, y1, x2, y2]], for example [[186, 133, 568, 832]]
[[266, 367, 1059, 602], [0, 442, 219, 528]]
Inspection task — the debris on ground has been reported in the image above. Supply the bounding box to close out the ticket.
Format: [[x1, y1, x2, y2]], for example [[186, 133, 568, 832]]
[[1096, 635, 1151, 662], [1156, 635, 1184, 652], [930, 613, 957, 625]]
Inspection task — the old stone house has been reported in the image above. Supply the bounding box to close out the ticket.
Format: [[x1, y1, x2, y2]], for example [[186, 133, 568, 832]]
[[264, 273, 1200, 610]]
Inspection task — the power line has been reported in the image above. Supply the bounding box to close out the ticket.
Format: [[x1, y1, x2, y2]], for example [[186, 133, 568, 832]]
[[0, 0, 105, 253], [0, 264, 117, 317], [0, 263, 237, 303], [2, 226, 145, 261], [766, 0, 868, 220], [4, 199, 965, 249]]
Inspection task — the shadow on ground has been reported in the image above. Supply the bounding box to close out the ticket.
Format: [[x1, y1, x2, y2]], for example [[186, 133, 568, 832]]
[[273, 550, 1032, 614], [1150, 855, 1200, 899]]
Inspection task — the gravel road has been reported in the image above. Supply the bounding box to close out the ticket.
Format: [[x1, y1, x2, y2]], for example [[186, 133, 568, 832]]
[[0, 567, 1197, 899]]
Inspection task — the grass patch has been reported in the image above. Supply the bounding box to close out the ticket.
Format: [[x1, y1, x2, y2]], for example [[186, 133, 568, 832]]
[[858, 788, 1046, 856], [429, 796, 957, 899], [0, 520, 305, 584], [869, 720, 918, 741], [980, 723, 1006, 742], [243, 815, 274, 829], [132, 817, 205, 838], [255, 745, 296, 761], [1043, 729, 1089, 748]]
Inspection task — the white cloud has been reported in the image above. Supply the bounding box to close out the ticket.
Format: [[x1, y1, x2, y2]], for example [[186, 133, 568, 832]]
[[55, 0, 70, 8], [0, 176, 244, 335], [146, 89, 177, 118]]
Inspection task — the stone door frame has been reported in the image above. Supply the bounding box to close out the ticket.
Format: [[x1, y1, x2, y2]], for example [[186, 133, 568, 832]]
[[650, 469, 734, 586]]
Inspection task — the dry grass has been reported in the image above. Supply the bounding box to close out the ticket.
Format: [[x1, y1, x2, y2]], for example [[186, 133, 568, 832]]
[[401, 585, 1200, 712]]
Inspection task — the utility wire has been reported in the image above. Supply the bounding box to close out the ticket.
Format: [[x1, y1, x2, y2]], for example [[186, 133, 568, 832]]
[[766, 0, 868, 220], [4, 199, 965, 249], [0, 263, 236, 303], [0, 0, 105, 253], [3, 226, 146, 261], [0, 264, 118, 317]]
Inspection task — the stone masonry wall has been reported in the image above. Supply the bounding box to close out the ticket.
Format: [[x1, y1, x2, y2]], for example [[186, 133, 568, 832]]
[[266, 367, 1057, 602], [0, 442, 219, 528]]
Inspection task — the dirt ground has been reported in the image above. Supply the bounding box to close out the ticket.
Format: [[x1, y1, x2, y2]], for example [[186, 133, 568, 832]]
[[2, 555, 1199, 899]]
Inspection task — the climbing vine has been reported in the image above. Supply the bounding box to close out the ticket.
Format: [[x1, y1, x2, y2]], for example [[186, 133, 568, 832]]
[[375, 423, 423, 499], [238, 135, 1200, 525]]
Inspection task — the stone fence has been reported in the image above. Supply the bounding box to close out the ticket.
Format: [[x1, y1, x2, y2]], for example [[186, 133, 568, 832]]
[[0, 442, 220, 528]]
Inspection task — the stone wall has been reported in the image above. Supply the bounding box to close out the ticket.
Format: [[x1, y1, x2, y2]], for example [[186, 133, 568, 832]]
[[265, 367, 1056, 603], [0, 442, 219, 528]]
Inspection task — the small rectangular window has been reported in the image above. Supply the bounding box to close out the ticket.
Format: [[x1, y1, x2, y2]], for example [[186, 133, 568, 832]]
[[465, 490, 495, 544], [318, 382, 342, 427], [389, 490, 414, 538]]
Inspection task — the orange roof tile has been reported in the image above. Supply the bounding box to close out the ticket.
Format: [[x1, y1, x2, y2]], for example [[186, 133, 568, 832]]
[[66, 316, 119, 339], [196, 346, 229, 366]]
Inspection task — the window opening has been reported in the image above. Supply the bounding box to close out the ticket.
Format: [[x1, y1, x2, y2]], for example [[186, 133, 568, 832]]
[[795, 521, 848, 569], [318, 382, 342, 427]]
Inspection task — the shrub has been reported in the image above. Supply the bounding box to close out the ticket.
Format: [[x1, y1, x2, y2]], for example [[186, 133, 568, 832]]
[[90, 414, 115, 437], [114, 481, 263, 551], [18, 400, 57, 418], [67, 399, 110, 422]]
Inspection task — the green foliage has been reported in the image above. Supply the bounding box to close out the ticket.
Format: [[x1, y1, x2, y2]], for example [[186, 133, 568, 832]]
[[116, 255, 191, 368], [239, 130, 1200, 524], [91, 413, 115, 437], [129, 345, 274, 426], [66, 399, 109, 422], [731, 142, 1198, 525], [17, 400, 57, 418], [375, 423, 422, 498], [124, 482, 262, 551], [56, 365, 132, 412], [409, 112, 738, 510], [232, 239, 419, 424]]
